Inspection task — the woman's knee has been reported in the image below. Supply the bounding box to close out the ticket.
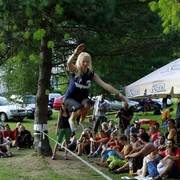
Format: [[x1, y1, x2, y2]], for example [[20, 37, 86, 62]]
[[84, 103, 91, 109], [71, 110, 82, 118]]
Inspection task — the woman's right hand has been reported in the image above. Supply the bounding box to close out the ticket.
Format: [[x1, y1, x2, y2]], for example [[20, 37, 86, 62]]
[[74, 43, 85, 55]]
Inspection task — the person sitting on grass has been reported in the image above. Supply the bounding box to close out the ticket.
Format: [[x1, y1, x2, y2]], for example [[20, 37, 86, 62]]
[[136, 138, 180, 180], [13, 122, 21, 142], [112, 132, 156, 174], [153, 134, 166, 152], [0, 130, 12, 157], [15, 125, 33, 150], [76, 128, 91, 156], [3, 124, 14, 143], [96, 134, 128, 169], [110, 133, 141, 173], [87, 129, 109, 158], [148, 125, 158, 143]]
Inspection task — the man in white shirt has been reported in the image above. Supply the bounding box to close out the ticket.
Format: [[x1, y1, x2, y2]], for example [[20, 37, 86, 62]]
[[92, 94, 110, 135]]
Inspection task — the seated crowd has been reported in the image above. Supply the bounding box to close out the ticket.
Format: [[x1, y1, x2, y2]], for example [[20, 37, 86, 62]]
[[0, 122, 33, 158], [53, 103, 180, 180]]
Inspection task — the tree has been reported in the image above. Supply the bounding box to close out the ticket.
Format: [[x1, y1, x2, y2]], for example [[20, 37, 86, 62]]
[[0, 0, 122, 156], [148, 0, 180, 34]]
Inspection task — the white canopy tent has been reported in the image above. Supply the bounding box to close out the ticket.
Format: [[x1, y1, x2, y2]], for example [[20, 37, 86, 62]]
[[125, 58, 180, 99]]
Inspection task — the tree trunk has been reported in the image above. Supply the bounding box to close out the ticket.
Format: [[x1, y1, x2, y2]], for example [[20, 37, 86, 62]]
[[34, 36, 52, 156]]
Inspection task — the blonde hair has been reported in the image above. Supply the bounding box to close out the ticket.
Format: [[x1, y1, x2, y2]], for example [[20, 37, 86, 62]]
[[75, 52, 92, 74]]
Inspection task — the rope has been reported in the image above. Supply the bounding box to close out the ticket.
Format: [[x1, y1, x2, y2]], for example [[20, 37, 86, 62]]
[[41, 131, 113, 180]]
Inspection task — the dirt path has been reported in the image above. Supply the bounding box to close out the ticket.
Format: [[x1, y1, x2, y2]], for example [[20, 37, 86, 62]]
[[0, 148, 105, 180]]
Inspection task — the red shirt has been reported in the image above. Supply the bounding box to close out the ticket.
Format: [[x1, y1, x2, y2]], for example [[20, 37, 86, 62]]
[[3, 130, 14, 140], [13, 128, 19, 140], [95, 135, 109, 145]]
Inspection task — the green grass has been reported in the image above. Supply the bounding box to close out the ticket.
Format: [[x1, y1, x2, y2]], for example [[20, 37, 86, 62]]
[[1, 98, 178, 179]]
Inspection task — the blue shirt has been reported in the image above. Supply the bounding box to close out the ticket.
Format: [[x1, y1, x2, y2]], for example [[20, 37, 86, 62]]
[[65, 69, 94, 102]]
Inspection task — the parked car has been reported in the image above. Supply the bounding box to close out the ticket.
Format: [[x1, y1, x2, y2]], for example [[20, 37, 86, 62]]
[[135, 98, 172, 112], [0, 96, 27, 122], [152, 98, 172, 108], [92, 96, 139, 111], [53, 96, 63, 110], [11, 95, 53, 119], [108, 99, 139, 111], [48, 93, 61, 108]]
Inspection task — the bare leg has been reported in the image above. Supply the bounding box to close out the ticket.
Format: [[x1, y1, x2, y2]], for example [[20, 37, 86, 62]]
[[52, 143, 59, 159], [88, 141, 94, 157], [79, 103, 91, 128], [64, 141, 68, 160], [114, 162, 129, 173], [69, 110, 82, 131], [159, 159, 174, 177], [141, 156, 148, 177]]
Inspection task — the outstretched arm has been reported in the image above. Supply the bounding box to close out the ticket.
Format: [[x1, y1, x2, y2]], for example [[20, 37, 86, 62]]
[[67, 43, 85, 73], [93, 73, 127, 102]]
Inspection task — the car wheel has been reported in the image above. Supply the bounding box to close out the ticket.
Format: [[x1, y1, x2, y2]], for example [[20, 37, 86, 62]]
[[0, 113, 8, 122]]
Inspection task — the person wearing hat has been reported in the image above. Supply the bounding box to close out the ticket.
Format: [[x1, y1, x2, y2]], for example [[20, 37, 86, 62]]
[[130, 120, 141, 136]]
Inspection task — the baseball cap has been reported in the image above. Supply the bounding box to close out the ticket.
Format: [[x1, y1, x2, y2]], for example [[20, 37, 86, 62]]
[[134, 119, 140, 125]]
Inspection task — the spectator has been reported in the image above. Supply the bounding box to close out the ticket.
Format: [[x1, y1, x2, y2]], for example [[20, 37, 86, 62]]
[[115, 101, 133, 139], [154, 122, 162, 134], [52, 103, 71, 160], [139, 127, 146, 135], [101, 122, 111, 138], [100, 131, 118, 157], [87, 129, 109, 158], [76, 128, 91, 156], [0, 131, 12, 157], [107, 134, 132, 171], [124, 133, 156, 172], [157, 146, 174, 175], [112, 133, 142, 174], [162, 95, 168, 110], [15, 125, 33, 149], [96, 132, 124, 168], [153, 134, 166, 152], [92, 94, 110, 134], [130, 120, 141, 135], [107, 119, 115, 133], [137, 138, 180, 179], [160, 107, 174, 126], [139, 99, 148, 115], [166, 119, 177, 144], [175, 102, 180, 145], [148, 126, 158, 143], [3, 124, 14, 141], [13, 122, 21, 139]]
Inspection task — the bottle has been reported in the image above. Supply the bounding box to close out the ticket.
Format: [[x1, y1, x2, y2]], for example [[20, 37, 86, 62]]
[[129, 161, 133, 175]]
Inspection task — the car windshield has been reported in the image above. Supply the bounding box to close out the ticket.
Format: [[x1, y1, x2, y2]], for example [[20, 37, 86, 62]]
[[25, 96, 36, 104], [0, 97, 10, 106], [49, 93, 61, 99]]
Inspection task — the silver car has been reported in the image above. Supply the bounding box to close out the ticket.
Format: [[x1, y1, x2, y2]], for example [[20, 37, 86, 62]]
[[0, 96, 27, 122]]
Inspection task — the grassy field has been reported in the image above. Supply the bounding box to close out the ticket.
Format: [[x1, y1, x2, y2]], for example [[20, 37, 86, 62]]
[[0, 98, 179, 180]]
